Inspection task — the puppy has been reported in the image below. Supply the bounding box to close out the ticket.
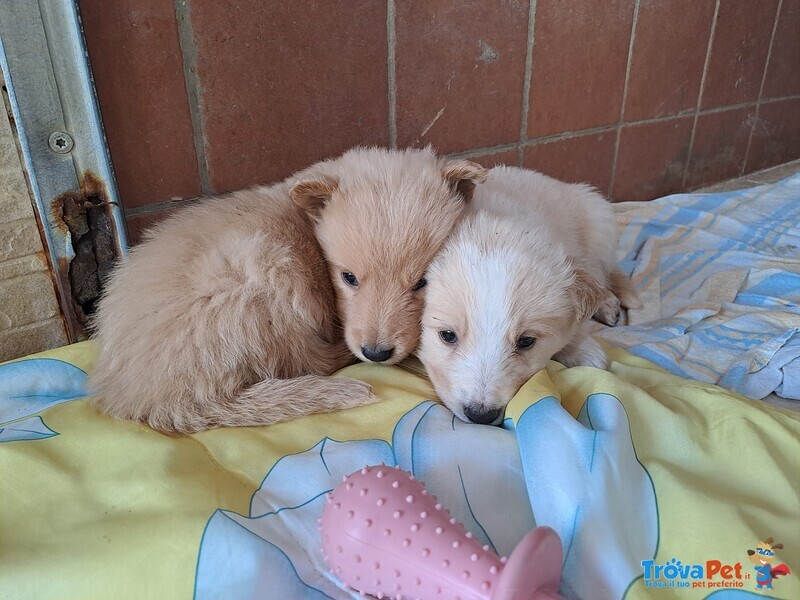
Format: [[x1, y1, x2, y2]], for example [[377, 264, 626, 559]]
[[89, 147, 487, 433], [417, 167, 639, 425]]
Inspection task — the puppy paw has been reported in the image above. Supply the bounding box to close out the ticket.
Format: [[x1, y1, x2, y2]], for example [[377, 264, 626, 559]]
[[593, 293, 621, 326], [554, 336, 608, 369]]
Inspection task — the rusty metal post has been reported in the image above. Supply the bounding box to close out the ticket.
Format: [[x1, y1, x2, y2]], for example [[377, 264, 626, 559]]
[[0, 0, 128, 341]]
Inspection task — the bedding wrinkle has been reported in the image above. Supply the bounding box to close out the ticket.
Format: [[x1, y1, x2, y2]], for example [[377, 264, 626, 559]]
[[599, 174, 800, 402]]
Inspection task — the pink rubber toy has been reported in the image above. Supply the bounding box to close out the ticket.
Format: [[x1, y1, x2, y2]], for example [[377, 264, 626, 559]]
[[320, 465, 564, 600]]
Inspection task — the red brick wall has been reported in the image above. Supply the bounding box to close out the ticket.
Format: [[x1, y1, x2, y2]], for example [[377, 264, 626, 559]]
[[78, 0, 800, 243]]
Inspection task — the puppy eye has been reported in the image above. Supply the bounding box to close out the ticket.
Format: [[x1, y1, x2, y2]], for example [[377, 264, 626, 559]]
[[516, 336, 536, 350], [439, 330, 458, 345], [412, 277, 427, 291], [341, 272, 359, 287]]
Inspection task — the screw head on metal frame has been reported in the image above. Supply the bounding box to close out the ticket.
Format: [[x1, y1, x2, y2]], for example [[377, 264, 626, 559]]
[[48, 131, 74, 154]]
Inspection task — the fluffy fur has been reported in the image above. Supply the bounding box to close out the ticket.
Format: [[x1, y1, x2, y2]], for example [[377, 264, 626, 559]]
[[89, 147, 487, 433], [417, 166, 640, 425]]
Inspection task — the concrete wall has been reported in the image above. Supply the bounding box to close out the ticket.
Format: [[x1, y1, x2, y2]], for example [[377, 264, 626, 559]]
[[0, 105, 68, 361]]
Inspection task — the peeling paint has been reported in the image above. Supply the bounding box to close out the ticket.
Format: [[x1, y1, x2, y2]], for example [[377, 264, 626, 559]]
[[477, 40, 499, 63]]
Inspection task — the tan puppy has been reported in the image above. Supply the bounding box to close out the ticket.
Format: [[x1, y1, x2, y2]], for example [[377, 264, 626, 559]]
[[418, 167, 639, 425], [89, 147, 487, 432]]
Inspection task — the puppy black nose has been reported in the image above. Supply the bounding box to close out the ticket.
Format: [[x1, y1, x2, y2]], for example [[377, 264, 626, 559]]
[[463, 405, 503, 425], [361, 345, 394, 363]]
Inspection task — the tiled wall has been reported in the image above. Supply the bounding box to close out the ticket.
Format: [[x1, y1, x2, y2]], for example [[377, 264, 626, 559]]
[[78, 0, 800, 243], [0, 102, 69, 361]]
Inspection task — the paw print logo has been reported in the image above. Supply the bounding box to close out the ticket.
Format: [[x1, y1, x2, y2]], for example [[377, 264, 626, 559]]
[[661, 558, 684, 580]]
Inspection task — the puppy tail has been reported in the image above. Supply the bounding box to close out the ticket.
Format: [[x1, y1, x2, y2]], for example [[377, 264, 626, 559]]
[[609, 268, 643, 310], [137, 376, 379, 433], [209, 376, 378, 430]]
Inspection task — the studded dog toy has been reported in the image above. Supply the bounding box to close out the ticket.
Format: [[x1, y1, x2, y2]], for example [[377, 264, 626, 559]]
[[320, 465, 564, 600]]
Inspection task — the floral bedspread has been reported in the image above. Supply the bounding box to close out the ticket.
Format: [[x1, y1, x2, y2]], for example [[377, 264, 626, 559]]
[[1, 342, 797, 599]]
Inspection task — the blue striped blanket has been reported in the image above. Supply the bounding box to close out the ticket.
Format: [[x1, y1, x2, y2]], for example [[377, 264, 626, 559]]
[[597, 173, 800, 402]]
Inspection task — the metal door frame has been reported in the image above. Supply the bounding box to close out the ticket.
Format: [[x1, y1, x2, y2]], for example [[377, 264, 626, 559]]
[[0, 0, 128, 341]]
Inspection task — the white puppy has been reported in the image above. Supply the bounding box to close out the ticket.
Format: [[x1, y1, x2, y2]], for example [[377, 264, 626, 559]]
[[418, 167, 639, 425]]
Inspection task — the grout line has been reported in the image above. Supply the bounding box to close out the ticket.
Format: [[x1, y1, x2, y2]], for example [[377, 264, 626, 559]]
[[599, 110, 697, 128], [421, 94, 796, 162], [517, 0, 537, 167], [0, 315, 65, 332], [448, 142, 520, 160], [743, 0, 784, 174], [0, 216, 43, 228], [127, 94, 800, 210], [0, 251, 50, 270], [526, 124, 618, 145], [523, 111, 697, 146], [697, 100, 757, 115], [122, 86, 799, 205], [761, 92, 800, 104], [174, 0, 212, 195], [386, 0, 397, 148], [609, 0, 641, 199], [664, 95, 798, 118], [682, 0, 721, 188], [448, 105, 733, 162], [0, 265, 63, 286], [126, 196, 202, 216]]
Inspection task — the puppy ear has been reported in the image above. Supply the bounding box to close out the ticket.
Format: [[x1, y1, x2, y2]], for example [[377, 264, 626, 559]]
[[441, 159, 489, 202], [772, 543, 784, 550], [571, 264, 607, 322], [290, 175, 339, 215]]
